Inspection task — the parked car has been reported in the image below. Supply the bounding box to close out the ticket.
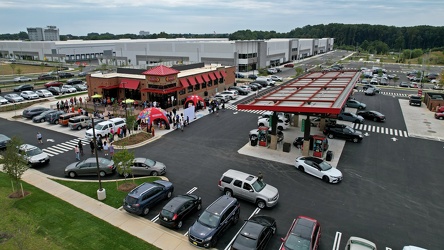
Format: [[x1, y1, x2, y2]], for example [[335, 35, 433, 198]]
[[346, 99, 366, 110], [231, 215, 277, 250], [399, 82, 409, 88], [123, 180, 174, 215], [22, 106, 50, 119], [85, 118, 126, 139], [214, 93, 230, 103], [20, 90, 39, 100], [66, 78, 84, 85], [47, 86, 62, 95], [0, 96, 9, 105], [356, 110, 386, 122], [44, 81, 64, 88], [228, 86, 248, 95], [270, 75, 283, 82], [13, 84, 34, 92], [410, 83, 419, 88], [60, 85, 77, 93], [249, 82, 262, 90], [338, 112, 364, 123], [35, 89, 54, 98], [345, 236, 377, 250], [64, 157, 115, 178], [323, 123, 363, 143], [46, 110, 65, 124], [188, 195, 240, 248], [14, 76, 32, 82], [295, 156, 343, 183], [370, 78, 379, 84], [248, 74, 258, 80], [280, 216, 321, 250], [0, 134, 11, 150], [284, 63, 294, 68], [85, 118, 105, 129], [68, 115, 91, 130], [218, 169, 279, 208], [32, 109, 57, 123], [364, 88, 377, 96], [235, 72, 245, 78], [58, 72, 74, 78], [123, 157, 167, 176], [159, 194, 202, 229], [258, 117, 290, 130], [73, 84, 87, 91], [435, 112, 444, 120], [362, 84, 380, 93], [19, 144, 50, 166], [409, 95, 422, 106], [267, 68, 278, 74], [38, 74, 56, 80], [4, 93, 24, 103], [78, 71, 87, 77], [238, 85, 252, 92]]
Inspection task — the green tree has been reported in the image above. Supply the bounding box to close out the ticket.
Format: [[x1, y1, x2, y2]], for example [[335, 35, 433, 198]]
[[113, 146, 135, 180], [126, 114, 137, 132], [0, 136, 29, 194]]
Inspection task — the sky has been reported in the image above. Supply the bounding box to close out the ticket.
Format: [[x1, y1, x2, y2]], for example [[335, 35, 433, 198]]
[[0, 0, 443, 36]]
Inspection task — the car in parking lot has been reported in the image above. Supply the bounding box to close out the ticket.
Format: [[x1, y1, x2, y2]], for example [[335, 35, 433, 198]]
[[64, 157, 115, 178], [22, 106, 50, 119], [159, 194, 202, 229], [13, 84, 34, 92], [46, 110, 65, 124], [188, 195, 240, 248], [58, 72, 74, 78], [73, 84, 87, 91], [362, 84, 380, 93], [0, 134, 11, 149], [123, 157, 167, 176], [0, 96, 9, 105], [231, 215, 276, 250], [356, 110, 386, 122], [228, 86, 248, 95], [267, 68, 278, 74], [409, 95, 422, 106], [270, 75, 283, 82], [4, 93, 24, 103], [20, 90, 39, 100], [364, 88, 377, 96], [14, 76, 32, 82], [35, 89, 54, 98], [66, 78, 84, 85], [78, 71, 87, 77], [248, 74, 258, 80], [123, 180, 174, 215], [44, 81, 64, 88], [258, 117, 289, 130], [295, 156, 343, 183], [238, 85, 251, 92], [38, 74, 56, 80], [32, 109, 57, 123], [280, 216, 321, 250], [346, 99, 366, 110], [435, 112, 444, 120], [60, 85, 77, 93], [68, 115, 91, 130], [47, 86, 62, 95], [323, 123, 363, 142], [85, 118, 105, 129], [249, 82, 262, 90], [214, 93, 230, 103], [19, 144, 50, 166], [399, 82, 409, 88], [345, 236, 377, 250], [220, 90, 238, 100], [235, 72, 245, 78], [338, 112, 364, 123], [284, 63, 294, 68], [218, 169, 279, 208]]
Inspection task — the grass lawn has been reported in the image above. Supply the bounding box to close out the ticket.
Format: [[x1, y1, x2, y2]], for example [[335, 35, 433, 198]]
[[52, 177, 161, 208], [0, 173, 159, 250], [0, 63, 56, 75]]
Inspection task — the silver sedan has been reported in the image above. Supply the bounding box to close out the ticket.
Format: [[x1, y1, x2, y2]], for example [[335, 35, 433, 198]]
[[122, 157, 167, 177]]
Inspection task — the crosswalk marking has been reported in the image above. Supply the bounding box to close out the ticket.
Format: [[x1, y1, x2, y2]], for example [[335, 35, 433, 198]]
[[226, 104, 267, 115], [394, 130, 398, 136], [42, 138, 91, 156], [356, 89, 409, 97], [354, 124, 408, 138]]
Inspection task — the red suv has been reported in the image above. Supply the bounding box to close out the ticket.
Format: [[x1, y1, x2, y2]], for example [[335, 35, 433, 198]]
[[435, 112, 444, 120], [280, 216, 321, 250], [284, 63, 294, 68], [44, 81, 64, 88]]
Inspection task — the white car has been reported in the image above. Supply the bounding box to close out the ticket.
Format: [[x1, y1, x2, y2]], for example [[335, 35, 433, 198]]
[[214, 93, 230, 103], [295, 156, 343, 183], [258, 111, 286, 120], [258, 117, 289, 130], [0, 96, 9, 105], [20, 91, 39, 100], [14, 76, 32, 82], [345, 236, 377, 250], [220, 90, 238, 100], [267, 68, 278, 74], [238, 85, 251, 92], [60, 85, 77, 93], [19, 144, 50, 166], [35, 89, 54, 97], [270, 75, 283, 82], [370, 78, 379, 84]]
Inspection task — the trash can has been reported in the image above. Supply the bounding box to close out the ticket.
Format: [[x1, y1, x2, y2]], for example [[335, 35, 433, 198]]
[[283, 142, 291, 153], [326, 150, 333, 161], [251, 138, 258, 146]]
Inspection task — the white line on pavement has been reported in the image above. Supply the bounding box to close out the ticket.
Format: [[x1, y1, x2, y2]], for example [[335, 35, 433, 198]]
[[223, 207, 261, 250], [153, 187, 198, 223], [332, 231, 342, 250]]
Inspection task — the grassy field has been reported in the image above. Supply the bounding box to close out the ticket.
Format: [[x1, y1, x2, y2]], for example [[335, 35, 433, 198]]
[[0, 173, 159, 250], [53, 177, 161, 208], [0, 63, 56, 76]]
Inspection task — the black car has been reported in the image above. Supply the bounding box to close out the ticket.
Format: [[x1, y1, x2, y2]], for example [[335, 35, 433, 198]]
[[356, 110, 386, 122], [58, 72, 74, 78], [33, 109, 57, 123], [188, 195, 240, 248], [247, 83, 259, 91], [22, 106, 50, 119], [248, 74, 258, 80], [123, 181, 174, 216], [66, 78, 83, 85], [38, 74, 56, 80], [409, 95, 422, 106], [323, 124, 363, 143], [0, 134, 11, 150], [231, 215, 276, 250], [228, 86, 248, 95], [159, 194, 202, 229], [13, 84, 34, 92], [235, 72, 245, 78], [252, 81, 268, 87], [47, 87, 61, 95]]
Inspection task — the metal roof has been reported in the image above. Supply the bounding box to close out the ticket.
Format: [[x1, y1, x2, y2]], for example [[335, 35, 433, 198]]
[[237, 71, 360, 115]]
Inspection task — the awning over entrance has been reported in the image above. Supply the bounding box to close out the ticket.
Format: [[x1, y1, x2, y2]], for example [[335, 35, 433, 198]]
[[202, 74, 210, 82], [220, 71, 227, 77], [214, 71, 222, 79], [209, 73, 216, 81], [119, 79, 140, 90], [195, 75, 204, 84], [187, 76, 197, 86], [98, 85, 119, 90], [140, 86, 183, 94], [180, 78, 189, 88]]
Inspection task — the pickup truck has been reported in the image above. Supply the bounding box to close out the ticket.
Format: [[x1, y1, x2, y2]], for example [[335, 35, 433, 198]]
[[409, 95, 422, 106]]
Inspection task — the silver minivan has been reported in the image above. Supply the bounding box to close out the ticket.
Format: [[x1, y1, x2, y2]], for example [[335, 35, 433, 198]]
[[68, 115, 91, 130], [218, 169, 279, 208]]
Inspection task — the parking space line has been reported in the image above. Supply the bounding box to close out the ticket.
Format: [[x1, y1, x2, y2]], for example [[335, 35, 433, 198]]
[[223, 207, 261, 250], [332, 231, 342, 250]]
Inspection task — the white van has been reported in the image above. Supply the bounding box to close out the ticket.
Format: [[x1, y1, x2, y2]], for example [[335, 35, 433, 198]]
[[255, 77, 275, 86], [85, 117, 126, 138]]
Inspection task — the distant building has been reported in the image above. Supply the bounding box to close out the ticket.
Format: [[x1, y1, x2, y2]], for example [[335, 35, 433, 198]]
[[139, 31, 150, 36], [27, 26, 59, 41]]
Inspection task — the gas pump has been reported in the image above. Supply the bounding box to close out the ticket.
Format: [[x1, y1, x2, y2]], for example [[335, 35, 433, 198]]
[[312, 135, 328, 158], [258, 126, 269, 147]]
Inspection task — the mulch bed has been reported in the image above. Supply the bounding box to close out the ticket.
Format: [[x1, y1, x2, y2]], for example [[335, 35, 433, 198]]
[[8, 190, 31, 198], [113, 132, 152, 146], [117, 182, 137, 192]]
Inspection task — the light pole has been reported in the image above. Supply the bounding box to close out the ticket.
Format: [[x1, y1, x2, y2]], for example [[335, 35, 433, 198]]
[[91, 117, 106, 200]]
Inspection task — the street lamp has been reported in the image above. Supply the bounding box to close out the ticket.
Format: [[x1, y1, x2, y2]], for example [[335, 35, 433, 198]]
[[91, 117, 106, 200]]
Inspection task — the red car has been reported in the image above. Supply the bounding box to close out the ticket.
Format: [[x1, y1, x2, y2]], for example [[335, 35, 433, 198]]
[[284, 63, 294, 68], [44, 81, 64, 88], [280, 216, 321, 250], [435, 112, 444, 120]]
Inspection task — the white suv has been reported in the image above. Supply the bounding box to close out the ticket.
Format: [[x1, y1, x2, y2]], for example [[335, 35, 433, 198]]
[[85, 117, 126, 138], [257, 117, 289, 130], [220, 90, 238, 100]]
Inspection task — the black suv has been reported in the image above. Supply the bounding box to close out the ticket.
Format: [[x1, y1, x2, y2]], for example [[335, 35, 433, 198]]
[[188, 195, 240, 248], [22, 107, 50, 119], [58, 72, 74, 78], [66, 78, 83, 85], [123, 181, 174, 216], [323, 124, 363, 143], [13, 84, 34, 92], [38, 74, 56, 80], [409, 95, 422, 106]]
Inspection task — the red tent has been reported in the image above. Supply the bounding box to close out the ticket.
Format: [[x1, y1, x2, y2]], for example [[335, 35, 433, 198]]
[[137, 107, 170, 129], [184, 95, 205, 109]]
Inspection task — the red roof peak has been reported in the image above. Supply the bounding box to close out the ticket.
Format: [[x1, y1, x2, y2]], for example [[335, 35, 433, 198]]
[[142, 65, 179, 76]]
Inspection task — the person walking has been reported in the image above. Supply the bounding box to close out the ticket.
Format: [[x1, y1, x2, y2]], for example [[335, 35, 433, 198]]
[[89, 139, 95, 154], [109, 143, 114, 159], [74, 145, 80, 161], [56, 101, 60, 111], [180, 119, 184, 132], [103, 141, 109, 156], [36, 132, 43, 144], [151, 126, 155, 137], [78, 140, 84, 156]]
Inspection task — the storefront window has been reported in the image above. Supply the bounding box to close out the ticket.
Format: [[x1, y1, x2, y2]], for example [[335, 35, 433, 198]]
[[187, 86, 193, 93], [214, 80, 218, 85], [179, 89, 186, 95], [194, 84, 200, 91], [202, 82, 207, 88], [207, 81, 212, 87]]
